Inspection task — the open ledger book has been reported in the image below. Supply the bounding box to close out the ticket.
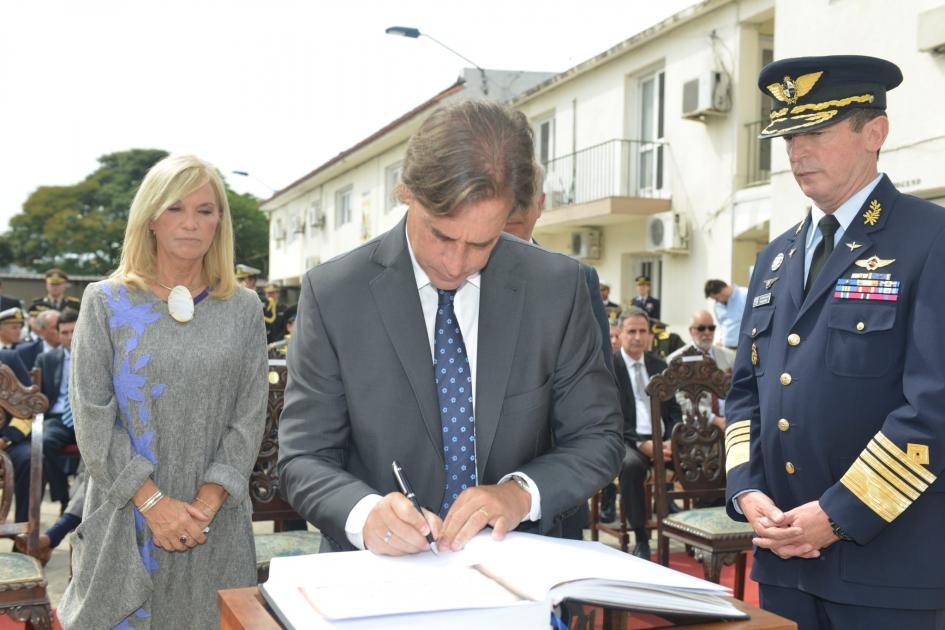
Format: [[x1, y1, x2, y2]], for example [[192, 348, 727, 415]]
[[261, 531, 747, 629]]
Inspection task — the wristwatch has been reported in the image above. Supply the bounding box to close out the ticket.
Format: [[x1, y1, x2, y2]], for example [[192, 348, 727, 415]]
[[828, 516, 852, 542], [506, 474, 530, 493]]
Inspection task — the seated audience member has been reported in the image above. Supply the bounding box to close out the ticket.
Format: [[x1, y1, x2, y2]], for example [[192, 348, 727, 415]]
[[0, 348, 36, 523], [667, 309, 735, 429], [649, 319, 685, 360], [16, 462, 86, 565], [600, 281, 622, 321], [17, 308, 60, 369], [36, 308, 79, 511], [612, 307, 682, 559], [704, 279, 747, 350], [0, 308, 25, 350]]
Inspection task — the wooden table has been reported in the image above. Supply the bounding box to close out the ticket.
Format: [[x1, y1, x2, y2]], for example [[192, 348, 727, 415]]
[[219, 586, 796, 630]]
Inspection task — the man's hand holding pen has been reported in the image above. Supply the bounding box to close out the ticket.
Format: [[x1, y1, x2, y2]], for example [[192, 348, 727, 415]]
[[364, 492, 443, 556]]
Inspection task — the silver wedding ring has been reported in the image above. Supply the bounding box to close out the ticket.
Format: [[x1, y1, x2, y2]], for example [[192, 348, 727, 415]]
[[179, 535, 189, 544], [202, 527, 210, 534], [383, 529, 393, 544]]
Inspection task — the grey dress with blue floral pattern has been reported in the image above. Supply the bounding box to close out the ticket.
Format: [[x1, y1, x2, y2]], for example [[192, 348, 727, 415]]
[[58, 281, 268, 629]]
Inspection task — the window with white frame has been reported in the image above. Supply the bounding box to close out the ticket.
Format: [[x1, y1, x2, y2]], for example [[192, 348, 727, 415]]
[[637, 70, 665, 196], [334, 185, 352, 227], [385, 161, 404, 213], [535, 116, 555, 167]]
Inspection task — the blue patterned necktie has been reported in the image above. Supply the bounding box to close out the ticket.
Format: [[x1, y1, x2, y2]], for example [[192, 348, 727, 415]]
[[434, 289, 476, 517], [61, 377, 73, 428]]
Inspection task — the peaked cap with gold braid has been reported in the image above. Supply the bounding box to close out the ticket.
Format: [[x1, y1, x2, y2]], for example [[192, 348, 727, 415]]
[[757, 55, 902, 138]]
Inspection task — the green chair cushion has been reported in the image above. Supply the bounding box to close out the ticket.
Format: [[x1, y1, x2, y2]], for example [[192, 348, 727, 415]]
[[0, 552, 44, 585], [663, 506, 755, 540], [255, 531, 321, 568]]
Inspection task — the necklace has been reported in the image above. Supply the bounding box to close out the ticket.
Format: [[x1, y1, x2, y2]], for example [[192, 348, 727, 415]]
[[157, 282, 209, 323]]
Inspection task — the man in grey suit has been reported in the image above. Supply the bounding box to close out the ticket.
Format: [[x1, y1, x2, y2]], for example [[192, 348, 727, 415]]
[[279, 101, 623, 555]]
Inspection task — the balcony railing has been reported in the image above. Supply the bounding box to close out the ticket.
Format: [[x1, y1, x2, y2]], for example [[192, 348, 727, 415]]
[[745, 120, 771, 186], [542, 139, 671, 209]]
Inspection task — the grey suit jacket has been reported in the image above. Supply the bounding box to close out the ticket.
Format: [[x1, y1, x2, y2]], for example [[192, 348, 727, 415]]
[[278, 217, 624, 550]]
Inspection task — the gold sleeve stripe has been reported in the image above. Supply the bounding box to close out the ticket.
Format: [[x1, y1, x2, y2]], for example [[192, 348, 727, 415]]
[[725, 420, 751, 439], [725, 437, 750, 454], [725, 429, 750, 447], [874, 432, 936, 484], [840, 458, 911, 522], [726, 441, 749, 473], [866, 441, 928, 494], [860, 450, 920, 500], [9, 417, 31, 437]]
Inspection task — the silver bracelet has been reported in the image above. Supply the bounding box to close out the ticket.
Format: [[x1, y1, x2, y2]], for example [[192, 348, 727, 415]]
[[137, 490, 164, 514]]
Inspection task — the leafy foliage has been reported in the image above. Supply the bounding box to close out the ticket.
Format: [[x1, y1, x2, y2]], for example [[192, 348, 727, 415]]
[[5, 149, 269, 276]]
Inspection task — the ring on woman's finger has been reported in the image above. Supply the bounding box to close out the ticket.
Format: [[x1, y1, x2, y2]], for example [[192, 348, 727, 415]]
[[478, 507, 490, 518], [383, 529, 393, 545], [179, 535, 189, 544]]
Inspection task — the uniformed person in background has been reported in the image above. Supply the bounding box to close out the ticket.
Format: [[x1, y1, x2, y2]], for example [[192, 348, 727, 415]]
[[262, 283, 286, 344], [0, 308, 25, 350], [648, 318, 685, 360], [235, 263, 263, 296], [725, 55, 945, 629], [630, 275, 661, 320], [29, 268, 81, 313], [268, 304, 296, 358], [599, 281, 621, 321]]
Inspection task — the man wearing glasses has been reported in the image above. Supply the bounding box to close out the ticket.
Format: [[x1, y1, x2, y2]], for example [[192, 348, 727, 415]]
[[667, 310, 734, 430]]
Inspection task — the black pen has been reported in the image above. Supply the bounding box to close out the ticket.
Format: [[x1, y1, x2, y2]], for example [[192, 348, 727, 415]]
[[391, 460, 439, 555]]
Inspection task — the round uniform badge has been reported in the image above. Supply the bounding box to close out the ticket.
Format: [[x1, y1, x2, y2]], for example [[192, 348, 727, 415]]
[[771, 252, 784, 271]]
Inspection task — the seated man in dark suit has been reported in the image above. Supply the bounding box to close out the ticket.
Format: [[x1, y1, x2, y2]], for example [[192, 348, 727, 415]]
[[17, 308, 60, 370], [35, 308, 78, 512], [0, 347, 36, 522], [613, 307, 682, 559]]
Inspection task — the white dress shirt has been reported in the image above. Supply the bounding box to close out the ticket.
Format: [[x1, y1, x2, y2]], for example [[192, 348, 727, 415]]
[[344, 228, 540, 549]]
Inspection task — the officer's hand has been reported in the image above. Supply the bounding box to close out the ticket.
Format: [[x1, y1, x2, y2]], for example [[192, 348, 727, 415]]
[[439, 482, 531, 552], [738, 491, 805, 557], [364, 492, 441, 556], [773, 500, 839, 558], [639, 440, 655, 459]]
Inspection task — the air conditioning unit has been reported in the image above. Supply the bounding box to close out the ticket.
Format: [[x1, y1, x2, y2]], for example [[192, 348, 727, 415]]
[[273, 224, 287, 241], [309, 204, 326, 229], [569, 227, 602, 260], [292, 215, 305, 234], [645, 212, 690, 253], [681, 71, 731, 119]]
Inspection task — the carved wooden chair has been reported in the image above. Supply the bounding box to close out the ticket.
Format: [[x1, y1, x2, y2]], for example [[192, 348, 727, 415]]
[[646, 348, 755, 600], [0, 363, 52, 628], [251, 359, 320, 582]]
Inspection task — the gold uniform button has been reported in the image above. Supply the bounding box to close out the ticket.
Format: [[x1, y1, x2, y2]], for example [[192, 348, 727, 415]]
[[785, 462, 796, 474], [856, 322, 865, 331], [787, 333, 800, 346], [778, 418, 790, 432], [780, 372, 792, 386]]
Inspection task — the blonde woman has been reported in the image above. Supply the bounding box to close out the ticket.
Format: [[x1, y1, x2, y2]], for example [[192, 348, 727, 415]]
[[59, 155, 268, 629]]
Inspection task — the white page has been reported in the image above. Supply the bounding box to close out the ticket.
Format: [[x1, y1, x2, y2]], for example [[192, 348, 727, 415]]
[[264, 530, 729, 629]]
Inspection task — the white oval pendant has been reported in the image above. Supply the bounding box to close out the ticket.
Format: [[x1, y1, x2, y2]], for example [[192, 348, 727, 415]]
[[167, 285, 195, 323]]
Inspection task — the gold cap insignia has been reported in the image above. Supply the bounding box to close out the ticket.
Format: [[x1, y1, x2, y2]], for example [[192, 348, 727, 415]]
[[845, 241, 863, 251], [767, 72, 823, 106], [907, 443, 930, 466], [863, 200, 882, 226], [854, 255, 895, 271]]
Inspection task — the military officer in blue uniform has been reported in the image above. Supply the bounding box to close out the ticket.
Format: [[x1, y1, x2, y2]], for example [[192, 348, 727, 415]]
[[725, 55, 945, 629], [630, 275, 661, 320]]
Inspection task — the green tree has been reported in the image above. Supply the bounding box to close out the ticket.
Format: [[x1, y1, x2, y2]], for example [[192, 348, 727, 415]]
[[227, 189, 269, 276], [6, 149, 269, 276]]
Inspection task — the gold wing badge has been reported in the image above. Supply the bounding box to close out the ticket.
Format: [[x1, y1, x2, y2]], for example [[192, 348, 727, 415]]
[[855, 255, 895, 271], [767, 71, 823, 105]]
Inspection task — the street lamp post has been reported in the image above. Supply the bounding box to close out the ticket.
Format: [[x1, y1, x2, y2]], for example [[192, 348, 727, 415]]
[[384, 26, 489, 96]]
